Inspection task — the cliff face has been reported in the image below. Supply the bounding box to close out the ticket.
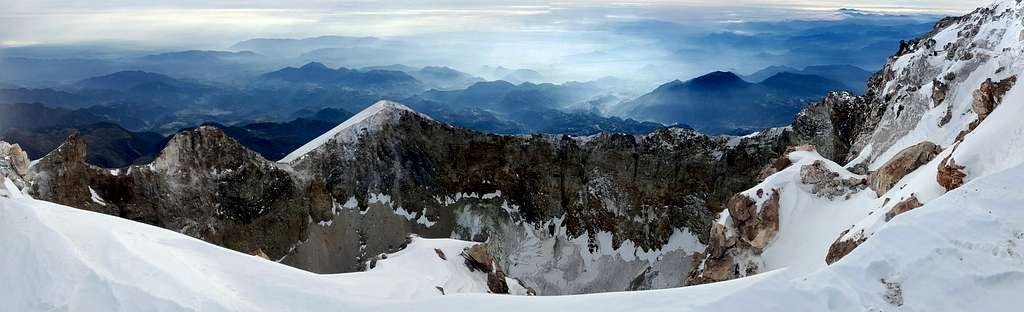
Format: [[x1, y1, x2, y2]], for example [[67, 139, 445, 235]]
[[281, 103, 790, 293], [28, 127, 319, 260]]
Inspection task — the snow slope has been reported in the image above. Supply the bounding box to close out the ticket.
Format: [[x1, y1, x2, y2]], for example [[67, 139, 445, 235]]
[[0, 192, 509, 311], [279, 100, 425, 163], [3, 162, 1022, 311]]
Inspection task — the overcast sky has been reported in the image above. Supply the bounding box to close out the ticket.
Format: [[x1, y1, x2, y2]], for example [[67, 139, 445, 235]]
[[0, 0, 987, 48]]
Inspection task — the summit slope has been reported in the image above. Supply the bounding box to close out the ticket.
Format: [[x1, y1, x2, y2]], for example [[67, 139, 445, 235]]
[[280, 100, 424, 163]]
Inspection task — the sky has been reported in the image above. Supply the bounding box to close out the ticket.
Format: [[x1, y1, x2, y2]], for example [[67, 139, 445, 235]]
[[0, 0, 986, 48]]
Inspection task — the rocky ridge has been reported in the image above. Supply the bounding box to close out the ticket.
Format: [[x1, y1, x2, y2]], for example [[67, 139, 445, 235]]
[[9, 99, 793, 295]]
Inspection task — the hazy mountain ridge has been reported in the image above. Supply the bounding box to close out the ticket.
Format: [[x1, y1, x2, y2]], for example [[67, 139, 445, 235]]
[[621, 71, 849, 134]]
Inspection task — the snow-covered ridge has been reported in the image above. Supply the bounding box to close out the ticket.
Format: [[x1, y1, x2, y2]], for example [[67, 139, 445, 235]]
[[280, 100, 426, 163]]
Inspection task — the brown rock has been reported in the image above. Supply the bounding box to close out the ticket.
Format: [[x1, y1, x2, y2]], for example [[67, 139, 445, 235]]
[[726, 193, 756, 223], [696, 257, 735, 284], [746, 190, 780, 251], [867, 141, 943, 196], [884, 195, 924, 222], [972, 76, 1016, 121], [486, 271, 510, 294], [937, 155, 967, 191], [825, 229, 866, 265], [462, 244, 496, 273], [434, 248, 447, 260], [707, 223, 734, 258], [727, 189, 781, 252]]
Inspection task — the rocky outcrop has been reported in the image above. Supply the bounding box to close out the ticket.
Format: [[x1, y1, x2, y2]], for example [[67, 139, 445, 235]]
[[972, 76, 1016, 121], [0, 141, 32, 194], [931, 79, 947, 107], [461, 243, 532, 295], [825, 229, 866, 265], [884, 195, 924, 222], [30, 127, 319, 263], [867, 142, 942, 196], [800, 160, 867, 200], [29, 132, 116, 214], [937, 154, 967, 191], [687, 189, 780, 284], [791, 92, 881, 164], [722, 190, 781, 252]]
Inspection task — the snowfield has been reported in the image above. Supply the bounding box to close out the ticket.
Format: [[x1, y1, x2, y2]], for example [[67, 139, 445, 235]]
[[2, 163, 1023, 311]]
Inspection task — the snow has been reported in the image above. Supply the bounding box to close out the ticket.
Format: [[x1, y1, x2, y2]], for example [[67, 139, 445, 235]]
[[88, 187, 107, 206], [0, 196, 510, 311], [718, 150, 875, 273], [279, 100, 424, 163]]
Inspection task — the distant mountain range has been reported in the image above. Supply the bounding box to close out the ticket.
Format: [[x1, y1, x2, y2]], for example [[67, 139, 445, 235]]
[[0, 122, 164, 168], [258, 62, 424, 97], [620, 71, 848, 134], [744, 64, 872, 94], [2, 59, 873, 138], [362, 64, 484, 90]]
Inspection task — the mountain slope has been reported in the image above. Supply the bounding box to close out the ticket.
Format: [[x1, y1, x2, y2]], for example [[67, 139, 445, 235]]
[[688, 0, 1024, 288]]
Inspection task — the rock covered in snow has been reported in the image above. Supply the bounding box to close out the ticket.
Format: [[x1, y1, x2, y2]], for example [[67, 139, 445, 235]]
[[799, 160, 867, 200]]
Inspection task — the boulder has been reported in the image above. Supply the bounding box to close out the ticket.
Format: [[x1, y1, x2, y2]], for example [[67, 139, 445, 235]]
[[867, 141, 943, 196], [825, 229, 866, 265], [937, 155, 967, 191], [800, 160, 867, 199], [462, 244, 497, 273], [884, 195, 924, 222]]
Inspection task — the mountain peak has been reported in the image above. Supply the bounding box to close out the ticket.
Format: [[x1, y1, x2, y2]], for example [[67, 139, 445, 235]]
[[688, 71, 747, 88], [299, 62, 329, 70], [151, 126, 267, 172], [279, 100, 426, 163]]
